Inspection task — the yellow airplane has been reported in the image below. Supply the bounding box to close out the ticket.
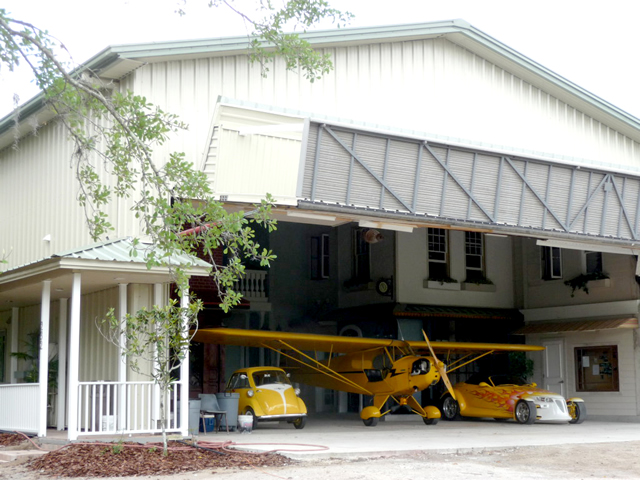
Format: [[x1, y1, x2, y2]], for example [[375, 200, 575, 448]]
[[192, 328, 544, 426]]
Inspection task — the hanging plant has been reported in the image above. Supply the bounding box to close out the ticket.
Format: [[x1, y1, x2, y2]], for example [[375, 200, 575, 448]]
[[564, 272, 609, 297]]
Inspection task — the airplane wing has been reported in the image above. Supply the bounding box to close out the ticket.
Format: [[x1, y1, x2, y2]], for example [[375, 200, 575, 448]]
[[193, 327, 410, 353], [193, 328, 543, 354], [408, 340, 545, 355]]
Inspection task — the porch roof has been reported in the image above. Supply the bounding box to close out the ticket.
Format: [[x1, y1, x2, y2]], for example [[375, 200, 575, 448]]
[[0, 238, 211, 310], [512, 317, 639, 335]]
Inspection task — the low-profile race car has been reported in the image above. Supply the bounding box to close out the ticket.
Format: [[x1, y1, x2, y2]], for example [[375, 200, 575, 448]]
[[440, 373, 586, 424], [226, 366, 308, 429]]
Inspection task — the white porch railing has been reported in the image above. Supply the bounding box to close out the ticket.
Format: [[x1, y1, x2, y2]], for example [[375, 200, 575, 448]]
[[234, 269, 268, 302], [77, 381, 181, 436], [0, 384, 40, 433]]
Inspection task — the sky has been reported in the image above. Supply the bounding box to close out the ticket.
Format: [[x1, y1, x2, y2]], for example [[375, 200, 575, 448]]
[[1, 0, 640, 118]]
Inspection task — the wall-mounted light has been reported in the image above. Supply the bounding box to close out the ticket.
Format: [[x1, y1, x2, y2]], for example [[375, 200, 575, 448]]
[[364, 229, 384, 244]]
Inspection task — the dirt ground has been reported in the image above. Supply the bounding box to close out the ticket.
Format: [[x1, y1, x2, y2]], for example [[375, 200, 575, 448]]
[[2, 440, 640, 480]]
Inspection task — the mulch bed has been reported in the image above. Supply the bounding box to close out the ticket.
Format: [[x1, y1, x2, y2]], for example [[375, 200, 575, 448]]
[[1, 434, 294, 477], [0, 433, 28, 447]]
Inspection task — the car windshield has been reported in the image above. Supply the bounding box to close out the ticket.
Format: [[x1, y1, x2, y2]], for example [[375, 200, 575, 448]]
[[252, 370, 291, 386], [488, 375, 527, 386]]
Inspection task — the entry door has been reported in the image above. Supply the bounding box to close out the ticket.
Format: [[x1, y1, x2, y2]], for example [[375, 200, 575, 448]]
[[542, 339, 565, 396]]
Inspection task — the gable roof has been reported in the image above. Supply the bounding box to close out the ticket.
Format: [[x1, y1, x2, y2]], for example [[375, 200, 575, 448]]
[[1, 19, 639, 149]]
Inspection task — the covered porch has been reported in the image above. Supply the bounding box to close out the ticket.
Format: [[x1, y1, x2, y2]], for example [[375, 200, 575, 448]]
[[0, 238, 210, 439]]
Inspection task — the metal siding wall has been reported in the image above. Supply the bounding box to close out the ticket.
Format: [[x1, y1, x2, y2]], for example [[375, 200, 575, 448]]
[[79, 288, 119, 382], [0, 117, 145, 271], [123, 37, 640, 186]]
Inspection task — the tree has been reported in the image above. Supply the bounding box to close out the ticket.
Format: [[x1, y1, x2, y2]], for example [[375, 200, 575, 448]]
[[0, 1, 351, 453]]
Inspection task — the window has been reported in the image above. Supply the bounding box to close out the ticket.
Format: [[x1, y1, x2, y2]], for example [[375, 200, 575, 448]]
[[541, 246, 562, 279], [575, 345, 619, 392], [585, 251, 603, 275], [427, 228, 448, 280], [464, 231, 485, 282], [310, 234, 330, 279], [353, 229, 371, 282]]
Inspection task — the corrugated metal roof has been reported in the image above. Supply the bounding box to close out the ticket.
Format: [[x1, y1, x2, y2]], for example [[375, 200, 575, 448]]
[[53, 237, 211, 268], [513, 318, 638, 335]]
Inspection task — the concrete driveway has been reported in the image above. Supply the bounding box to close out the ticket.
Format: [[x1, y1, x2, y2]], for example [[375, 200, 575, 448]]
[[212, 413, 640, 458]]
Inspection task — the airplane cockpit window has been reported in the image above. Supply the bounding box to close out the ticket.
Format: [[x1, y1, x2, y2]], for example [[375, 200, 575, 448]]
[[410, 359, 430, 375]]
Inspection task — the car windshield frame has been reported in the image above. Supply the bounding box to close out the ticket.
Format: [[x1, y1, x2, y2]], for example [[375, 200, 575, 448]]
[[487, 375, 527, 387], [252, 369, 292, 386]]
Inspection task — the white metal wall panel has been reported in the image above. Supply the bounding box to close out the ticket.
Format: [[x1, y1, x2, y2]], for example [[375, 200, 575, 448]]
[[79, 288, 119, 382], [205, 105, 304, 203], [0, 120, 144, 272], [122, 36, 640, 180]]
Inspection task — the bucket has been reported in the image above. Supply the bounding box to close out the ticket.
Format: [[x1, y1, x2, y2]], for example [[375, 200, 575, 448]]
[[237, 415, 253, 434]]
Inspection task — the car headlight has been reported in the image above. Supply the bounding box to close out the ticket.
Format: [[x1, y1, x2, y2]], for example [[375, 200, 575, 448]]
[[294, 388, 301, 396], [247, 390, 254, 398]]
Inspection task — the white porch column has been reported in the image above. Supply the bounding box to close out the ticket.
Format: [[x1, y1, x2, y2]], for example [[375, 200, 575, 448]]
[[10, 307, 18, 383], [67, 273, 81, 441], [179, 288, 190, 437], [152, 284, 163, 424], [117, 283, 128, 431], [38, 280, 51, 437], [56, 298, 68, 430]]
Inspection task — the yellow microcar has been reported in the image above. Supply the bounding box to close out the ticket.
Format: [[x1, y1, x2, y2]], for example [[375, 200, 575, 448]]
[[226, 366, 307, 429]]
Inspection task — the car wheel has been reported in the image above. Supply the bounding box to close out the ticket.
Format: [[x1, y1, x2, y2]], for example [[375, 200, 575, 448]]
[[441, 395, 460, 421], [514, 399, 536, 425], [244, 407, 258, 430], [567, 401, 587, 424], [292, 416, 306, 429], [423, 416, 439, 425], [363, 417, 379, 427]]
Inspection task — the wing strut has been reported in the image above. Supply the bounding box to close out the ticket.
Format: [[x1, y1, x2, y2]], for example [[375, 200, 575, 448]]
[[263, 340, 373, 396], [445, 350, 496, 373]]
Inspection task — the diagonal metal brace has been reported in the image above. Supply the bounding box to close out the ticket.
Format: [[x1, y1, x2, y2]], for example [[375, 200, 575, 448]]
[[424, 144, 496, 223], [322, 126, 415, 213]]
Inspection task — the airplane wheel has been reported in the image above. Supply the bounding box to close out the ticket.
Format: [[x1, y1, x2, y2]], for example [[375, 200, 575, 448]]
[[363, 417, 379, 427], [423, 416, 438, 425], [568, 401, 587, 424], [441, 395, 460, 421], [293, 416, 306, 429], [514, 400, 536, 425]]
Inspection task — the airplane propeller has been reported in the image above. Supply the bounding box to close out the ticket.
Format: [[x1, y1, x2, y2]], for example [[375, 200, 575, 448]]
[[422, 330, 456, 401]]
